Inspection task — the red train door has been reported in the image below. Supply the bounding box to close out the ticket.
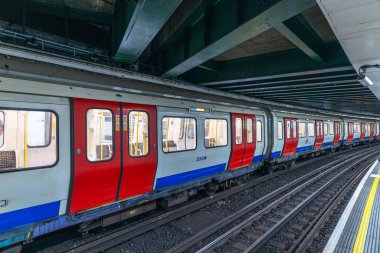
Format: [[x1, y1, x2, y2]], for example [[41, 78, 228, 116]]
[[118, 103, 157, 200], [314, 120, 324, 149], [333, 121, 340, 145], [360, 123, 365, 140], [282, 118, 298, 156], [229, 114, 256, 170], [242, 116, 256, 167], [347, 122, 354, 143], [370, 123, 375, 139], [70, 98, 121, 213]]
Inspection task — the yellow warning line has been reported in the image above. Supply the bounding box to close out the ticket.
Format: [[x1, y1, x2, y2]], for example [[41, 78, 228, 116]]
[[352, 169, 380, 253]]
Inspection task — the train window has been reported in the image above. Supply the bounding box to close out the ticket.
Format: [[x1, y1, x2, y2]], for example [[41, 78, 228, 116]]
[[257, 120, 262, 142], [292, 121, 297, 138], [87, 109, 113, 162], [129, 111, 149, 157], [0, 111, 3, 148], [235, 118, 243, 144], [329, 124, 334, 135], [162, 117, 196, 153], [246, 118, 253, 144], [0, 109, 57, 171], [298, 122, 306, 138], [308, 123, 315, 137], [323, 123, 328, 135], [205, 119, 228, 148], [286, 121, 291, 139], [277, 121, 283, 140]]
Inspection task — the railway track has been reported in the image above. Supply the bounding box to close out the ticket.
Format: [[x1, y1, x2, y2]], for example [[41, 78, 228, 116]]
[[191, 148, 380, 253], [29, 145, 378, 253]]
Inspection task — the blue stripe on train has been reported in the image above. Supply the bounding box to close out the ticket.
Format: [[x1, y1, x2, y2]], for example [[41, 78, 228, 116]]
[[296, 145, 313, 153], [155, 163, 227, 189], [322, 142, 333, 147], [364, 136, 370, 140], [270, 151, 281, 159], [0, 201, 60, 233], [253, 155, 264, 163]]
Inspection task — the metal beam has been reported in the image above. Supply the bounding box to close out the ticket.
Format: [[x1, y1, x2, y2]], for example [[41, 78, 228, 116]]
[[115, 0, 183, 63], [161, 0, 316, 77], [244, 85, 365, 94], [251, 87, 371, 96], [256, 90, 372, 99]]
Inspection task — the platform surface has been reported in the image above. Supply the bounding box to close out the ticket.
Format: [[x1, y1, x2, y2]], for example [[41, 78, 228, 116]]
[[324, 158, 380, 253]]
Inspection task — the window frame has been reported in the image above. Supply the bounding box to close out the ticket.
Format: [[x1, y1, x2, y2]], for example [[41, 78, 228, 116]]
[[0, 111, 4, 149], [246, 118, 253, 144], [0, 107, 59, 174], [204, 118, 228, 149], [298, 122, 307, 138], [128, 110, 150, 158], [86, 107, 115, 163], [162, 116, 197, 154], [257, 120, 263, 142], [277, 121, 283, 140]]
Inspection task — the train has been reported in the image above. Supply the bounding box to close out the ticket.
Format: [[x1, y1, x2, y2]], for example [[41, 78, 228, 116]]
[[0, 86, 379, 251]]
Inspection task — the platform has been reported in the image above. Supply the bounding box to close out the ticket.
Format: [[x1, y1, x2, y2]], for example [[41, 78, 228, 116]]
[[324, 157, 380, 253]]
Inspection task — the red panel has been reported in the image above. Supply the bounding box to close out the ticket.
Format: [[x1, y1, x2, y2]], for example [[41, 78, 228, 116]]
[[370, 123, 375, 139], [118, 103, 157, 200], [333, 121, 340, 145], [360, 123, 365, 140], [314, 120, 324, 149], [347, 122, 354, 143], [228, 113, 256, 170], [282, 118, 298, 156], [70, 98, 121, 213], [241, 116, 256, 167]]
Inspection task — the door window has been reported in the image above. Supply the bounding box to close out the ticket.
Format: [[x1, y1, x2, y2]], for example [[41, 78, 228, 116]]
[[205, 119, 228, 147], [246, 118, 253, 144], [235, 118, 243, 144], [162, 117, 196, 153], [292, 121, 297, 139], [129, 111, 149, 157], [286, 120, 291, 139], [324, 123, 328, 135], [87, 109, 114, 162], [298, 122, 306, 138]]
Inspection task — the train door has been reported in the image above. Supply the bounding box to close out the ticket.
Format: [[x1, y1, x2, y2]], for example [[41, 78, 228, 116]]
[[229, 113, 256, 170], [347, 122, 354, 143], [333, 121, 341, 145], [282, 118, 298, 156], [314, 120, 324, 149], [242, 115, 256, 166], [118, 103, 157, 200], [70, 98, 121, 213], [370, 123, 375, 139], [360, 123, 365, 140]]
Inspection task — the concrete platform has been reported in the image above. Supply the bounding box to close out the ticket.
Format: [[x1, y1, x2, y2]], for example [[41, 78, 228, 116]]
[[324, 158, 380, 253]]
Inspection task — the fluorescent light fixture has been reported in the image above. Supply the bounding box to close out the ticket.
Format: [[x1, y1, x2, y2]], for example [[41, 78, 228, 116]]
[[358, 75, 373, 87]]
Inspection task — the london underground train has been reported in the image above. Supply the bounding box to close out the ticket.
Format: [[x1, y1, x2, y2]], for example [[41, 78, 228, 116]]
[[0, 87, 379, 250]]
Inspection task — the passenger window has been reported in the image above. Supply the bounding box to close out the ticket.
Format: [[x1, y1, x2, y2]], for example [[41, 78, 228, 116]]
[[292, 121, 297, 138], [257, 120, 262, 142], [205, 119, 228, 148], [277, 121, 283, 140], [246, 118, 253, 144], [308, 123, 315, 137], [87, 109, 113, 162], [0, 109, 57, 171], [324, 123, 328, 135], [298, 122, 306, 138], [129, 111, 149, 157], [286, 121, 291, 139], [329, 124, 334, 135], [0, 111, 3, 148], [162, 117, 196, 153], [235, 118, 243, 144]]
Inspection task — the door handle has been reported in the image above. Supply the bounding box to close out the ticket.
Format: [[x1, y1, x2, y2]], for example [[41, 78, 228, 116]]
[[0, 199, 8, 207]]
